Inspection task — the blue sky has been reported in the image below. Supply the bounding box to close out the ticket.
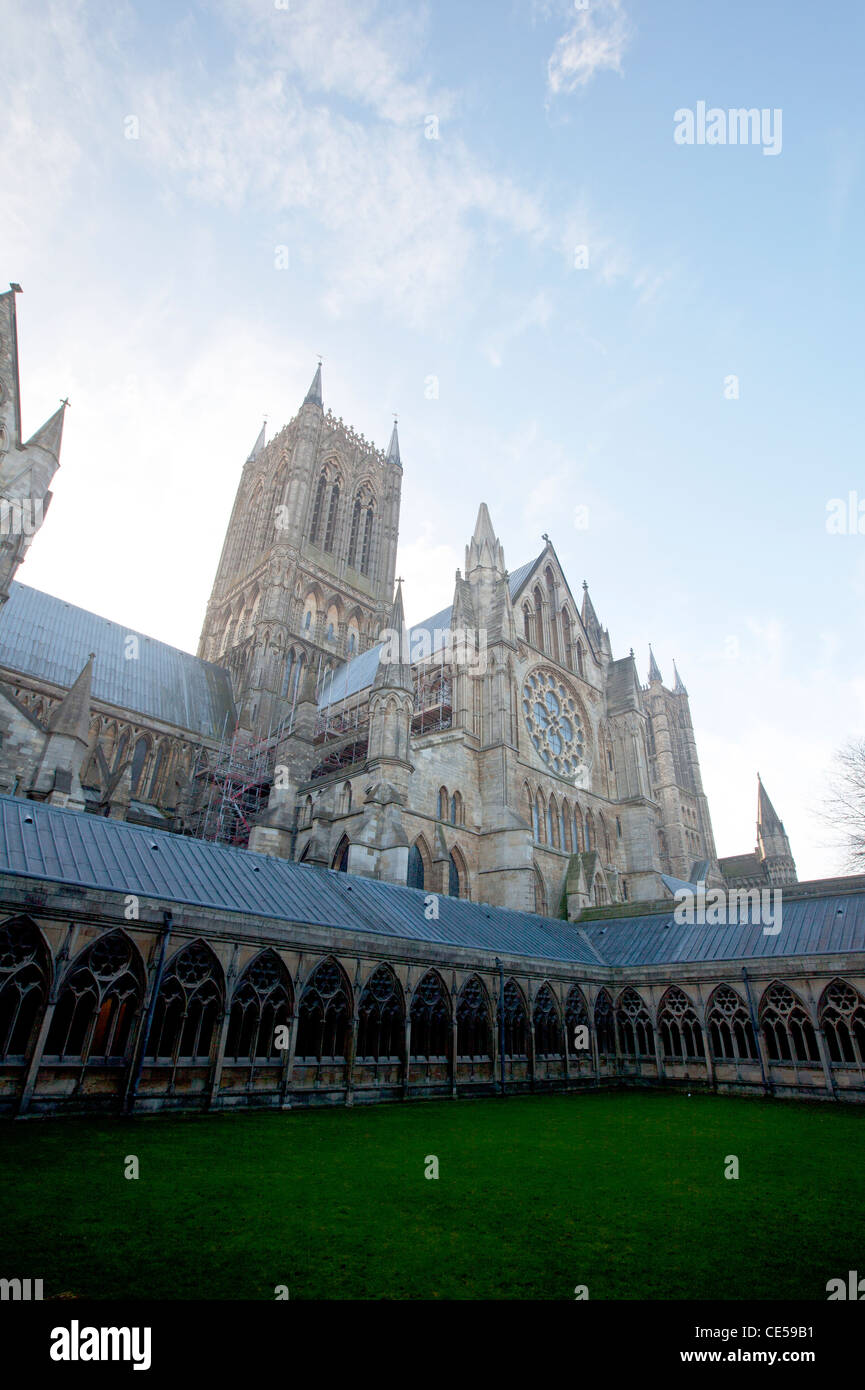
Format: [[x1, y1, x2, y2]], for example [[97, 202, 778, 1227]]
[[2, 0, 864, 876]]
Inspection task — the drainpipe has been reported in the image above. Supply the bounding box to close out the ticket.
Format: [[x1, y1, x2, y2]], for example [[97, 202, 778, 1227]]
[[125, 910, 173, 1116], [495, 957, 506, 1098]]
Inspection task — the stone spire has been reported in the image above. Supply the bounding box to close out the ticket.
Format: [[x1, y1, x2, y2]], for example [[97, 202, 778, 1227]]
[[303, 362, 323, 408], [47, 651, 95, 743], [0, 289, 66, 607], [581, 581, 602, 646], [672, 660, 687, 695], [757, 775, 786, 839], [465, 502, 506, 577], [247, 420, 267, 461], [373, 579, 412, 693], [756, 774, 797, 886], [29, 652, 95, 810], [386, 419, 401, 466], [648, 645, 663, 684]]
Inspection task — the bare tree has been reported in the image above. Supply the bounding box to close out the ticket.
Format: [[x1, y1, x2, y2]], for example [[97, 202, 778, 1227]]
[[821, 739, 865, 871]]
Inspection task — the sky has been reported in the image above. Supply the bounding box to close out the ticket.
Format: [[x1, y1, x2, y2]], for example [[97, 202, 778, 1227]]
[[1, 0, 864, 878]]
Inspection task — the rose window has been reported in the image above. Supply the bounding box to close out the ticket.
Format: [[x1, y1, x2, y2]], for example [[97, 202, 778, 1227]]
[[522, 668, 585, 776]]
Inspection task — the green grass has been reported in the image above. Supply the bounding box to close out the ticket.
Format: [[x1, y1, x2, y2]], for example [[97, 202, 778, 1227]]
[[2, 1091, 864, 1300]]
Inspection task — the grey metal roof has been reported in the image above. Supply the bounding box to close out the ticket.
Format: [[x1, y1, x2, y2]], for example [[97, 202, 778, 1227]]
[[508, 554, 542, 599], [318, 606, 456, 710], [0, 583, 236, 740], [581, 893, 865, 967], [0, 795, 601, 966]]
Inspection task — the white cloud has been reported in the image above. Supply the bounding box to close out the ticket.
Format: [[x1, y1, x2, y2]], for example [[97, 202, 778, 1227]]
[[548, 0, 632, 96]]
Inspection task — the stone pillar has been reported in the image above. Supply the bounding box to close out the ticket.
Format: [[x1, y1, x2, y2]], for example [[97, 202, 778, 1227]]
[[207, 1009, 231, 1110], [815, 1025, 838, 1099], [345, 1010, 359, 1107], [279, 1014, 299, 1107], [451, 1011, 459, 1097], [402, 1013, 412, 1100]]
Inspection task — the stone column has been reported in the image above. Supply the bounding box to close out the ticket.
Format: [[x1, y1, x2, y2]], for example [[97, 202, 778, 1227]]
[[402, 1014, 412, 1100], [207, 1009, 231, 1110], [279, 1014, 299, 1108], [345, 1010, 359, 1107]]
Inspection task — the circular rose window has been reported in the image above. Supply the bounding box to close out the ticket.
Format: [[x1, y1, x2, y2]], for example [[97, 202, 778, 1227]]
[[522, 668, 586, 776]]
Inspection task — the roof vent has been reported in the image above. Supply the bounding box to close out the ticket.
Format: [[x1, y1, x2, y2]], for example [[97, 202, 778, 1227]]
[[252, 865, 260, 872], [150, 842, 158, 851], [23, 815, 32, 824]]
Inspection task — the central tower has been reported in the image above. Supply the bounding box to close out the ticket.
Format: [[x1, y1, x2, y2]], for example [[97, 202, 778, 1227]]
[[198, 366, 402, 738]]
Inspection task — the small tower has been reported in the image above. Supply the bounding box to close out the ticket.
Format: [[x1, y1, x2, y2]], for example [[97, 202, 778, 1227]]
[[367, 580, 414, 791], [756, 775, 797, 886], [0, 287, 66, 607], [351, 582, 414, 883]]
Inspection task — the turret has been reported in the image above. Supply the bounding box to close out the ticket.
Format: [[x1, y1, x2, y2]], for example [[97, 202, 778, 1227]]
[[756, 775, 797, 885]]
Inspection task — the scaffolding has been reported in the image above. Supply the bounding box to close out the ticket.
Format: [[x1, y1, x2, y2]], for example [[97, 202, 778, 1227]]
[[187, 706, 294, 849]]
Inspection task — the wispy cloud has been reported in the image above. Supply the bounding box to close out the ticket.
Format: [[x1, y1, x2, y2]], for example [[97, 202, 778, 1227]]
[[547, 0, 632, 96]]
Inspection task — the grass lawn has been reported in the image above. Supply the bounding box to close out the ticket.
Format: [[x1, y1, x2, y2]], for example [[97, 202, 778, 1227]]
[[2, 1090, 864, 1300]]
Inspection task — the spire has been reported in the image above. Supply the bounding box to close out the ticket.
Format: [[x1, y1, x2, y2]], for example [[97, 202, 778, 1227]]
[[386, 418, 401, 465], [757, 774, 785, 837], [23, 399, 67, 461], [303, 361, 323, 408], [672, 660, 687, 695], [47, 652, 94, 744], [374, 579, 412, 690], [465, 502, 506, 577], [581, 581, 601, 640], [648, 644, 662, 684], [247, 420, 266, 461]]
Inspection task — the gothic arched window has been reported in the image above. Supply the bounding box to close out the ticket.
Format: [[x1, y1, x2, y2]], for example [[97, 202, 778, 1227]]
[[309, 470, 328, 546], [617, 987, 653, 1058], [0, 917, 50, 1061], [760, 982, 819, 1063], [129, 736, 149, 796], [457, 975, 491, 1057], [296, 959, 351, 1060], [706, 985, 757, 1061], [410, 972, 450, 1059], [437, 787, 448, 820], [146, 941, 222, 1062], [498, 980, 528, 1058], [323, 482, 340, 553], [360, 505, 375, 576], [46, 932, 144, 1063], [577, 641, 584, 677], [533, 984, 563, 1056], [407, 843, 425, 890], [566, 984, 589, 1051], [348, 498, 362, 568], [562, 609, 573, 669], [226, 950, 293, 1062], [357, 965, 404, 1061], [594, 988, 616, 1056], [820, 979, 865, 1065], [658, 986, 704, 1060], [448, 852, 460, 897]]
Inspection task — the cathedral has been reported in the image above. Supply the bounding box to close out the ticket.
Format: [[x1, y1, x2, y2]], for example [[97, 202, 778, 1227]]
[[3, 286, 865, 1120]]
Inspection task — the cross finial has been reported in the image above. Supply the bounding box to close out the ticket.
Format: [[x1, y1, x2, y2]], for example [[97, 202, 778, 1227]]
[[542, 532, 550, 544], [395, 575, 404, 586], [60, 397, 71, 409]]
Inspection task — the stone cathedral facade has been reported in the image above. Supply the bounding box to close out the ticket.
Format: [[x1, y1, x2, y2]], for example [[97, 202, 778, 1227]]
[[9, 290, 865, 1124], [0, 293, 796, 915], [194, 361, 796, 917]]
